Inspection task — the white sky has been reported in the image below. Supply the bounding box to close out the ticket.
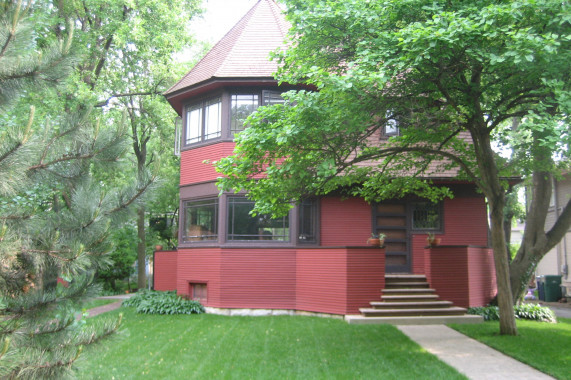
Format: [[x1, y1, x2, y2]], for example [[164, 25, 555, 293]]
[[191, 0, 259, 44]]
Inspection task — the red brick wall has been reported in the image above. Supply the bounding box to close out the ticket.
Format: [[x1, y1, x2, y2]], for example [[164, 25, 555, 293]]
[[153, 251, 178, 291], [320, 197, 372, 246]]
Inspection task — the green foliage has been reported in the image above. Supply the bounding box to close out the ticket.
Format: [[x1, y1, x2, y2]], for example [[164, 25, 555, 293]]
[[97, 225, 137, 291], [468, 304, 557, 323], [122, 290, 205, 315]]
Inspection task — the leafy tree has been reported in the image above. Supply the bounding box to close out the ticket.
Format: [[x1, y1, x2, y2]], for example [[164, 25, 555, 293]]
[[0, 1, 151, 377], [217, 0, 571, 335], [29, 0, 202, 290], [97, 225, 137, 292]]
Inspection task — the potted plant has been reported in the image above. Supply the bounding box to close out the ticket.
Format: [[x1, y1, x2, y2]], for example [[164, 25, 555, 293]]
[[367, 233, 386, 247], [426, 232, 441, 247]]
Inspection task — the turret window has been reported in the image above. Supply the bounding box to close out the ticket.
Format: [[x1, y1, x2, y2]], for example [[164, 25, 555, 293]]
[[231, 94, 259, 134], [185, 97, 221, 144]]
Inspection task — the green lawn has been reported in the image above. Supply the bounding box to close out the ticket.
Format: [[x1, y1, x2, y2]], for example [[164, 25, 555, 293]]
[[83, 298, 120, 310], [80, 308, 466, 379], [451, 318, 571, 380]]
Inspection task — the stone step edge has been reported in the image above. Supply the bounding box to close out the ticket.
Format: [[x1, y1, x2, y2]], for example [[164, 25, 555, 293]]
[[370, 300, 453, 308], [345, 314, 483, 325], [360, 306, 467, 314]]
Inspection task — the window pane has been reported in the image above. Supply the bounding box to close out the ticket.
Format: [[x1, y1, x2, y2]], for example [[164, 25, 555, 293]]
[[227, 197, 289, 241], [262, 90, 285, 106], [412, 202, 441, 230], [384, 110, 399, 136], [186, 106, 202, 144], [204, 98, 221, 140], [298, 198, 317, 243], [231, 94, 259, 133], [183, 199, 218, 242]]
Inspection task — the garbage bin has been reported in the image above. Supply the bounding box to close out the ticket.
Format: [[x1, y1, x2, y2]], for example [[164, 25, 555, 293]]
[[544, 275, 562, 302], [537, 276, 545, 301]]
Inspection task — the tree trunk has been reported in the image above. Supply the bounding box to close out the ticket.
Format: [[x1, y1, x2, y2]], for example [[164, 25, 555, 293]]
[[137, 205, 146, 289], [510, 172, 571, 302], [469, 115, 518, 335]]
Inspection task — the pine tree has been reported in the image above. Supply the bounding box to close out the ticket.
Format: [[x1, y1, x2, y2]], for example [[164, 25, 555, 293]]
[[0, 1, 151, 377]]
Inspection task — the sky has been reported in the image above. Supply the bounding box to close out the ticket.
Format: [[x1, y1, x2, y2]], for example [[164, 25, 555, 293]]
[[190, 0, 259, 44]]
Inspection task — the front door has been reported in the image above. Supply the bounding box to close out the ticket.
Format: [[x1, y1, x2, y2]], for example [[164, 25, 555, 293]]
[[374, 202, 411, 273]]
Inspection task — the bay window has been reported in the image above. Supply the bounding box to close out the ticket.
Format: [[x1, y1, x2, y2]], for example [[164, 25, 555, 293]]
[[227, 197, 289, 241], [182, 199, 218, 242], [185, 97, 221, 144]]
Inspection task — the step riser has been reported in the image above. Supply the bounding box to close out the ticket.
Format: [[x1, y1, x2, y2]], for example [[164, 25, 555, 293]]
[[360, 307, 467, 317], [362, 311, 467, 317], [381, 297, 440, 302], [370, 303, 453, 310]]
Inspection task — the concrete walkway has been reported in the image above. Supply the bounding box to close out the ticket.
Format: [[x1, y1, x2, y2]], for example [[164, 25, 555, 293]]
[[397, 325, 554, 380]]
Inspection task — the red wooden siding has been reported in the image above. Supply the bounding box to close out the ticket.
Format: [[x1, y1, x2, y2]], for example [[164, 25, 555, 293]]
[[411, 197, 489, 274], [219, 249, 296, 309], [425, 246, 496, 308], [156, 247, 384, 315], [153, 251, 178, 291], [320, 197, 372, 246], [346, 248, 385, 313], [296, 249, 348, 314], [180, 143, 236, 186]]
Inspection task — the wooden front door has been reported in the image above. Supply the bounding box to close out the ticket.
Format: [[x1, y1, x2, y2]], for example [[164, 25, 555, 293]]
[[374, 202, 410, 273]]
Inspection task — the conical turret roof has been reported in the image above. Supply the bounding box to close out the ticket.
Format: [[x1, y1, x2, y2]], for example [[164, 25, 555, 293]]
[[166, 0, 289, 98]]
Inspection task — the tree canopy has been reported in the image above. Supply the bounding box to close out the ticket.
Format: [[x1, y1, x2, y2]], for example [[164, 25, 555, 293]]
[[217, 0, 571, 335]]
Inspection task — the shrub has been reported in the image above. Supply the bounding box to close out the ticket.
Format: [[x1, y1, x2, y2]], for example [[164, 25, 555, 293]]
[[123, 290, 205, 315], [468, 304, 556, 323]]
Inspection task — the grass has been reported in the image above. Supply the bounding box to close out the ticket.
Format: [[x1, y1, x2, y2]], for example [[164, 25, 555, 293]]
[[82, 298, 121, 310], [451, 318, 571, 380], [79, 308, 466, 379]]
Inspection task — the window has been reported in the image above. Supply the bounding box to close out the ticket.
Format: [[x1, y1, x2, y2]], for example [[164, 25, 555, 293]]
[[411, 202, 441, 230], [191, 283, 207, 302], [298, 198, 318, 243], [231, 94, 259, 134], [185, 97, 221, 144], [182, 199, 218, 242], [227, 197, 289, 241], [383, 110, 400, 137], [262, 90, 285, 106]]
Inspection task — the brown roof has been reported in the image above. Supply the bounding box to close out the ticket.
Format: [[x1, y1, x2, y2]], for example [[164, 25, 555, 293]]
[[165, 0, 289, 96]]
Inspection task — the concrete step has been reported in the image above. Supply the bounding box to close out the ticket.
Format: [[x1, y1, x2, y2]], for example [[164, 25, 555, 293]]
[[370, 300, 453, 309], [346, 314, 483, 325], [384, 282, 430, 288], [359, 306, 467, 317], [382, 288, 436, 295], [381, 294, 440, 302]]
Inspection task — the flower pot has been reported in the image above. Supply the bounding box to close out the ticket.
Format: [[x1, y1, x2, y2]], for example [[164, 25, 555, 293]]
[[155, 244, 163, 251], [367, 238, 384, 247], [427, 238, 441, 247]]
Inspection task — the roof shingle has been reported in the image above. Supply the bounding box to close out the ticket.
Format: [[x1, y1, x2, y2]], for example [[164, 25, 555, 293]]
[[166, 0, 289, 96]]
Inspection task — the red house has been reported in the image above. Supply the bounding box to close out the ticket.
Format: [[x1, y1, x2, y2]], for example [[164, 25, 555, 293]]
[[156, 0, 495, 323]]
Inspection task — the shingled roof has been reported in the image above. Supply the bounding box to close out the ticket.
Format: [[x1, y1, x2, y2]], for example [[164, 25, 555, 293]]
[[165, 0, 289, 97]]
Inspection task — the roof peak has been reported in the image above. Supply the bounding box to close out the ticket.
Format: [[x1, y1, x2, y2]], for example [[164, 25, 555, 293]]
[[165, 0, 289, 96]]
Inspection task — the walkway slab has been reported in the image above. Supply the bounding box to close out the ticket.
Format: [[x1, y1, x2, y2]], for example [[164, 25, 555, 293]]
[[397, 325, 554, 380]]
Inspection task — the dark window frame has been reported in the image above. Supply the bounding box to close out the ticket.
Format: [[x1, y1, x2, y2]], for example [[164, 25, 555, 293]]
[[184, 96, 222, 146], [297, 198, 319, 244], [410, 201, 443, 232], [226, 196, 290, 242], [181, 198, 219, 243]]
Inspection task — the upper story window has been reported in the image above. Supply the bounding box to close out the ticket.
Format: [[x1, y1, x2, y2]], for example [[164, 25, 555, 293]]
[[383, 110, 400, 137], [186, 97, 221, 144], [262, 90, 285, 106], [231, 94, 259, 134]]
